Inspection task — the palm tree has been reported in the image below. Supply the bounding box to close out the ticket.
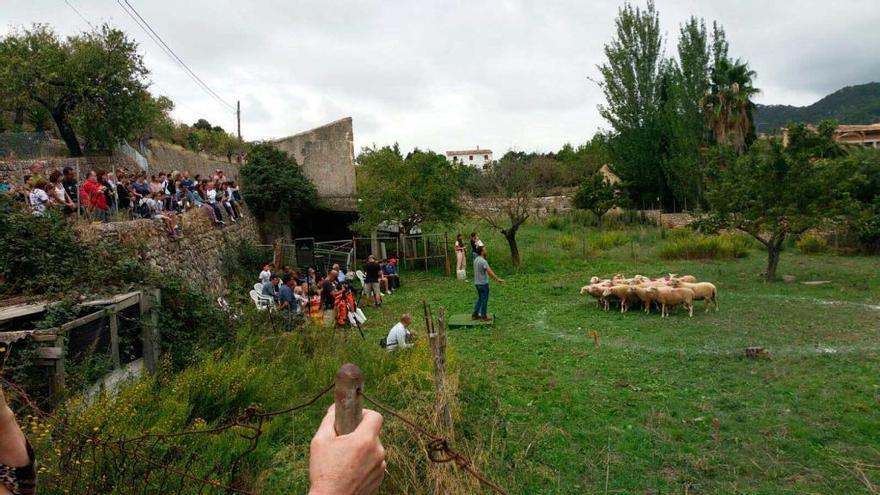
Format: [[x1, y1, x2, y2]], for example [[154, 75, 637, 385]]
[[702, 58, 760, 153]]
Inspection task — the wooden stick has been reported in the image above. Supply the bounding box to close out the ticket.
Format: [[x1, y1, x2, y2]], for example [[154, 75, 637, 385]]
[[334, 363, 364, 435]]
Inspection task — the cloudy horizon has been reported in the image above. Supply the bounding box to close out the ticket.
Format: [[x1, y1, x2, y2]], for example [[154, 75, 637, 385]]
[[3, 0, 879, 155]]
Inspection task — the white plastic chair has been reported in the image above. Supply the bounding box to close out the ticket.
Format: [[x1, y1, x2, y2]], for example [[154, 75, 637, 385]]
[[254, 283, 263, 292], [355, 270, 367, 295], [249, 290, 274, 310]]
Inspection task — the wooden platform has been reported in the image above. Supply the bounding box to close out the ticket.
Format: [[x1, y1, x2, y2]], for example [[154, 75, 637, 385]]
[[446, 314, 496, 328]]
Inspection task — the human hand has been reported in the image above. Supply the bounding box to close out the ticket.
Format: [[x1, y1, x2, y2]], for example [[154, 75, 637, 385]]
[[497, 278, 506, 284], [309, 404, 385, 495]]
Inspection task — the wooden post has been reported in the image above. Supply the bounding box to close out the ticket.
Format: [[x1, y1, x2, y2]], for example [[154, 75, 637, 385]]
[[431, 307, 452, 432], [443, 232, 451, 277], [423, 236, 429, 271], [140, 289, 161, 374], [334, 363, 364, 435], [109, 307, 121, 369], [352, 237, 357, 269], [49, 334, 65, 402], [273, 239, 283, 268]]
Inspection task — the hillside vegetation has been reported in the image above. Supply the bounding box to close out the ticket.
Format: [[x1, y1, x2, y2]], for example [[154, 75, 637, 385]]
[[756, 82, 880, 132]]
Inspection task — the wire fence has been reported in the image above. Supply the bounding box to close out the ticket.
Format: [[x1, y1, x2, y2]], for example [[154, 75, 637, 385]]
[[0, 364, 508, 495]]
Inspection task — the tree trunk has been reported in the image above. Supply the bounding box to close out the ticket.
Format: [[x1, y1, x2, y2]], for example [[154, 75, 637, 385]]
[[765, 236, 785, 282], [502, 227, 521, 267], [51, 107, 83, 157]]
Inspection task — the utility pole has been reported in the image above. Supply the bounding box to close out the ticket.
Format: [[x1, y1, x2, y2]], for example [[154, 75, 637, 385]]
[[236, 100, 242, 163]]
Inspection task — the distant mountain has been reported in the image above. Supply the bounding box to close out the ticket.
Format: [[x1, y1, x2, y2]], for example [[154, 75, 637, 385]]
[[755, 82, 880, 133]]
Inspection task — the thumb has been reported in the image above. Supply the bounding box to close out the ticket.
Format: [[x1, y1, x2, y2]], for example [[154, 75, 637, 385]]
[[313, 404, 337, 441]]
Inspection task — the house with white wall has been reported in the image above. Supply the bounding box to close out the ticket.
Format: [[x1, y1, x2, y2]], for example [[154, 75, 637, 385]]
[[446, 147, 494, 169]]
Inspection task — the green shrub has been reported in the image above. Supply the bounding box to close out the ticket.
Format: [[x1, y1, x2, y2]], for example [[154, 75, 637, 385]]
[[658, 232, 751, 260], [545, 215, 566, 230], [591, 231, 630, 250], [796, 231, 828, 254], [565, 209, 599, 227], [558, 234, 577, 250]]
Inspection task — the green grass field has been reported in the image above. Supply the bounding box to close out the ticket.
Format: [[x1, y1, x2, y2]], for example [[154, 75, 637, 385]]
[[360, 222, 880, 494], [37, 221, 879, 494]]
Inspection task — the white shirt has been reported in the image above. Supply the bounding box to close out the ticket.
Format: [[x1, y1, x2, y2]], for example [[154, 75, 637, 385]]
[[385, 322, 412, 351], [207, 189, 217, 204], [259, 270, 272, 285], [30, 188, 49, 216]]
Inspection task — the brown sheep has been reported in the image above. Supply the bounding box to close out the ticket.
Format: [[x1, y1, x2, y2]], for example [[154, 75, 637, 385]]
[[602, 285, 638, 313], [668, 279, 719, 312], [581, 283, 610, 309], [626, 285, 656, 314], [646, 286, 695, 318]]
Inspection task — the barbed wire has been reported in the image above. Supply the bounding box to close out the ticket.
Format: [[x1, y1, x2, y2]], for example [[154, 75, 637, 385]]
[[1, 370, 509, 494]]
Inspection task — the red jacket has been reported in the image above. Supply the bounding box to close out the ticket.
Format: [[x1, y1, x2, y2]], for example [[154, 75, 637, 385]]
[[81, 178, 107, 211]]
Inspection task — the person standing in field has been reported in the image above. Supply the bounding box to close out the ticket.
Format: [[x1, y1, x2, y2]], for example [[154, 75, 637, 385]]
[[455, 233, 466, 278], [472, 245, 504, 321], [469, 232, 484, 261]]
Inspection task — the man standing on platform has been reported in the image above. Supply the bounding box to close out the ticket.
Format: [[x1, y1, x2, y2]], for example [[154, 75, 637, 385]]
[[472, 245, 504, 321]]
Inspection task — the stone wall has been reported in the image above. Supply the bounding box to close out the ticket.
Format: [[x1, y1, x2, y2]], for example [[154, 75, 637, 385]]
[[0, 156, 139, 186], [144, 141, 241, 181], [80, 208, 258, 296], [531, 195, 573, 218], [0, 140, 239, 187], [271, 117, 357, 211]]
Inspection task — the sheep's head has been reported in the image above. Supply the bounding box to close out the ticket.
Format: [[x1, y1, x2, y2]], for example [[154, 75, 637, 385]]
[[668, 278, 681, 287], [589, 276, 600, 284], [601, 287, 613, 297], [579, 286, 590, 295]]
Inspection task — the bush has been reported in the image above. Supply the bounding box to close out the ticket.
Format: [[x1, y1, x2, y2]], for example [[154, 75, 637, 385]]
[[0, 208, 146, 295], [796, 231, 829, 254], [591, 231, 630, 250], [545, 215, 566, 230], [658, 232, 751, 260], [558, 234, 577, 250]]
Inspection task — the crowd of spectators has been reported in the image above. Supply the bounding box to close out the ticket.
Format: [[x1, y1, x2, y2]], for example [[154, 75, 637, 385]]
[[255, 257, 402, 331], [1, 161, 242, 237]]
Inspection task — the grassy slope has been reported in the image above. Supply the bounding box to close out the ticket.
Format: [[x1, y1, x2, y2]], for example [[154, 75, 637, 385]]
[[362, 223, 880, 494], [43, 222, 879, 494]]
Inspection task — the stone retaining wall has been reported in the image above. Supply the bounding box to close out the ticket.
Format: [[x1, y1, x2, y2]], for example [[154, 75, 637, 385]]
[[145, 140, 240, 181], [79, 208, 258, 296]]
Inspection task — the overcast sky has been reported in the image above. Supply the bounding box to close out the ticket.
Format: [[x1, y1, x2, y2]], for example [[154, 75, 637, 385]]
[[3, 1, 879, 154]]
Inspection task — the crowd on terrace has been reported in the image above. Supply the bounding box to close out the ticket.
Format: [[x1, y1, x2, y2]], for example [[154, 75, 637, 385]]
[[0, 161, 242, 237]]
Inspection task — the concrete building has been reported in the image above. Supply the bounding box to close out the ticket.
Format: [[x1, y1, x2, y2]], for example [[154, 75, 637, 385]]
[[446, 147, 494, 169], [271, 117, 357, 211], [834, 124, 880, 148], [782, 123, 880, 148]]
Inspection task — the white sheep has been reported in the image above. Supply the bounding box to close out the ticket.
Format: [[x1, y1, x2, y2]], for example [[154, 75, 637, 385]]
[[668, 279, 718, 312], [646, 286, 695, 318]]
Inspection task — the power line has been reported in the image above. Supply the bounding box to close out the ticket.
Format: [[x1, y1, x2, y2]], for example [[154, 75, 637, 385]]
[[63, 0, 96, 31], [115, 0, 236, 113]]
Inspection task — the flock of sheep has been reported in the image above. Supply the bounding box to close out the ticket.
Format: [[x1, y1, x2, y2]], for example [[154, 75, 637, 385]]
[[580, 274, 719, 317]]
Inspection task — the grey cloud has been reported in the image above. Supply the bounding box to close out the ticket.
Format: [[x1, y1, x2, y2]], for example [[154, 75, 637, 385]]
[[3, 0, 879, 153]]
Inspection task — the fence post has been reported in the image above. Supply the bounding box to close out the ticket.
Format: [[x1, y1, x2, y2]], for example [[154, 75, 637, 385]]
[[109, 306, 121, 369], [140, 289, 161, 374], [334, 363, 364, 435], [443, 233, 451, 277], [273, 239, 283, 269], [432, 307, 453, 433], [49, 334, 66, 402]]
